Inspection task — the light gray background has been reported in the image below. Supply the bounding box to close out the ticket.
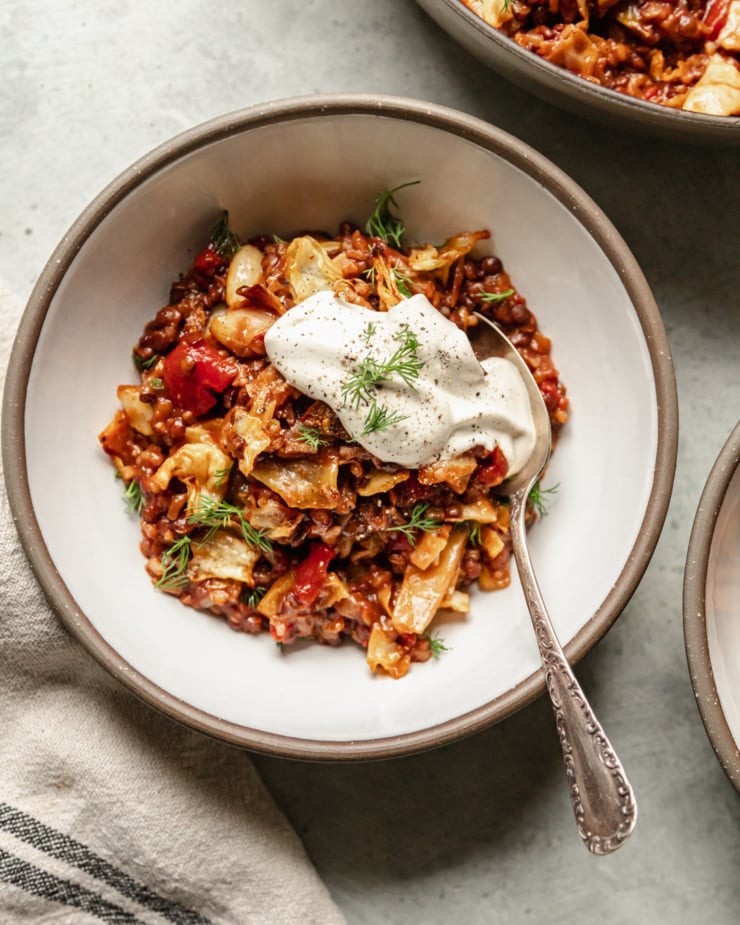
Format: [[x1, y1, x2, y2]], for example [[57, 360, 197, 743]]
[[2, 2, 738, 923]]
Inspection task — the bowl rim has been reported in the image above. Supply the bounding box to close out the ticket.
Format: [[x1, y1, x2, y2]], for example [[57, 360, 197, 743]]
[[683, 421, 740, 792], [417, 0, 740, 141], [1, 93, 679, 760]]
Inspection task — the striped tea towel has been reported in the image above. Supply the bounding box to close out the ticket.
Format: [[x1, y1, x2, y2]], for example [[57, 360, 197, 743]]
[[0, 285, 346, 924]]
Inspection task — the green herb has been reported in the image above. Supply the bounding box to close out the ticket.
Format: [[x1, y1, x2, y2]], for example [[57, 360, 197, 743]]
[[385, 503, 441, 545], [122, 478, 145, 516], [423, 630, 451, 659], [341, 325, 422, 410], [392, 267, 414, 297], [478, 288, 515, 303], [243, 586, 267, 609], [297, 425, 328, 451], [155, 535, 192, 590], [188, 495, 273, 554], [148, 377, 164, 390], [364, 180, 420, 248], [210, 210, 240, 260], [529, 480, 560, 517], [359, 404, 408, 437], [501, 0, 511, 11], [213, 467, 232, 489], [362, 265, 377, 285], [466, 520, 482, 546], [133, 352, 159, 372], [361, 320, 377, 344]]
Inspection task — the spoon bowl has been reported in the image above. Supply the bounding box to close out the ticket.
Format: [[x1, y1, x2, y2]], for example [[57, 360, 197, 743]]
[[471, 313, 638, 854]]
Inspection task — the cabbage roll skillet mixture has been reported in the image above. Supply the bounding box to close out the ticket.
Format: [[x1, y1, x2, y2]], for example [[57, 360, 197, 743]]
[[100, 187, 569, 679], [461, 0, 740, 115]]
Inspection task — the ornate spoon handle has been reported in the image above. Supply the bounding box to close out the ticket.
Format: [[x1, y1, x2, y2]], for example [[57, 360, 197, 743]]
[[509, 492, 638, 854]]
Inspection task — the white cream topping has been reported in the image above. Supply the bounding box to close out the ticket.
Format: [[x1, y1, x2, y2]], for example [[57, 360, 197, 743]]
[[263, 290, 536, 472]]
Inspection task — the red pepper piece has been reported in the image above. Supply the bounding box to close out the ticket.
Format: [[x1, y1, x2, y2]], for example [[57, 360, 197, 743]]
[[192, 244, 226, 275], [162, 339, 239, 416], [475, 445, 509, 487], [704, 0, 731, 39], [292, 542, 336, 607]]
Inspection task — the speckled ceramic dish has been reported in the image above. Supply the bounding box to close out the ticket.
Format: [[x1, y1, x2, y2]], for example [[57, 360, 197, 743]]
[[2, 95, 678, 760], [684, 422, 740, 792], [416, 0, 740, 146]]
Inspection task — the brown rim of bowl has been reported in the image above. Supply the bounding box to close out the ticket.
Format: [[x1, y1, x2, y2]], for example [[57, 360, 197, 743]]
[[683, 421, 740, 792], [416, 0, 740, 144], [1, 93, 679, 761]]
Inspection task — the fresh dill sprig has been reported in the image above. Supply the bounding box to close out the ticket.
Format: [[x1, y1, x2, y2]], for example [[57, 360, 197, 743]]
[[213, 467, 232, 489], [529, 480, 560, 517], [423, 630, 451, 659], [385, 503, 441, 545], [341, 325, 423, 410], [360, 404, 409, 437], [122, 478, 145, 516], [478, 288, 515, 303], [243, 586, 267, 609], [364, 180, 420, 248], [133, 352, 159, 372], [361, 320, 377, 343], [466, 520, 482, 546], [148, 377, 164, 390], [392, 267, 414, 297], [297, 425, 328, 451], [210, 210, 240, 260], [155, 535, 192, 590], [188, 495, 273, 554]]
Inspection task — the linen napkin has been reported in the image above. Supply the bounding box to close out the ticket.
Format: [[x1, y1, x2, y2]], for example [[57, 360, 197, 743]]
[[0, 285, 346, 925]]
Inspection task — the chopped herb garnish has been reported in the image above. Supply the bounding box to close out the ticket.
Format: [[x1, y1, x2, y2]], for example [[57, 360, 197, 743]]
[[423, 630, 451, 659], [155, 535, 192, 590], [478, 288, 515, 303], [122, 478, 145, 516], [213, 466, 232, 489], [466, 520, 482, 546], [342, 323, 422, 441], [360, 404, 409, 437], [392, 269, 414, 298], [529, 481, 560, 517], [385, 502, 441, 545], [133, 352, 159, 372], [210, 210, 240, 260], [364, 180, 420, 248], [188, 495, 273, 554], [148, 377, 164, 390], [341, 324, 422, 410], [297, 425, 328, 451], [243, 586, 267, 609]]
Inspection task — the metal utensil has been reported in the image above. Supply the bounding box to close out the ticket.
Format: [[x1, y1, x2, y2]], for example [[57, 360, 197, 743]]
[[471, 312, 637, 854]]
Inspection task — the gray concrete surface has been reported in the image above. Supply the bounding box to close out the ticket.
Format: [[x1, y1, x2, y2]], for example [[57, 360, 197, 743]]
[[2, 2, 738, 923]]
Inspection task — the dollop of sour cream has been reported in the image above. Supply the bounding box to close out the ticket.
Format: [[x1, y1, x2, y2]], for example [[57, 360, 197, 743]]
[[264, 290, 536, 472]]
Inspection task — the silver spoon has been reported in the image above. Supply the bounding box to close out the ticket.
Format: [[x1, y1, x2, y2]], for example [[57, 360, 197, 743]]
[[471, 312, 637, 854]]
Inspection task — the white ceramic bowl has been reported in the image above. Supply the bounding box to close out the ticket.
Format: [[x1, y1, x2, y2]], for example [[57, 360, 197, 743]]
[[416, 0, 740, 146], [2, 95, 678, 759], [684, 422, 740, 791]]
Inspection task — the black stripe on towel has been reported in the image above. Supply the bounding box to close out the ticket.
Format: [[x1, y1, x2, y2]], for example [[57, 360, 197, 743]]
[[0, 847, 144, 923], [0, 803, 213, 924]]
